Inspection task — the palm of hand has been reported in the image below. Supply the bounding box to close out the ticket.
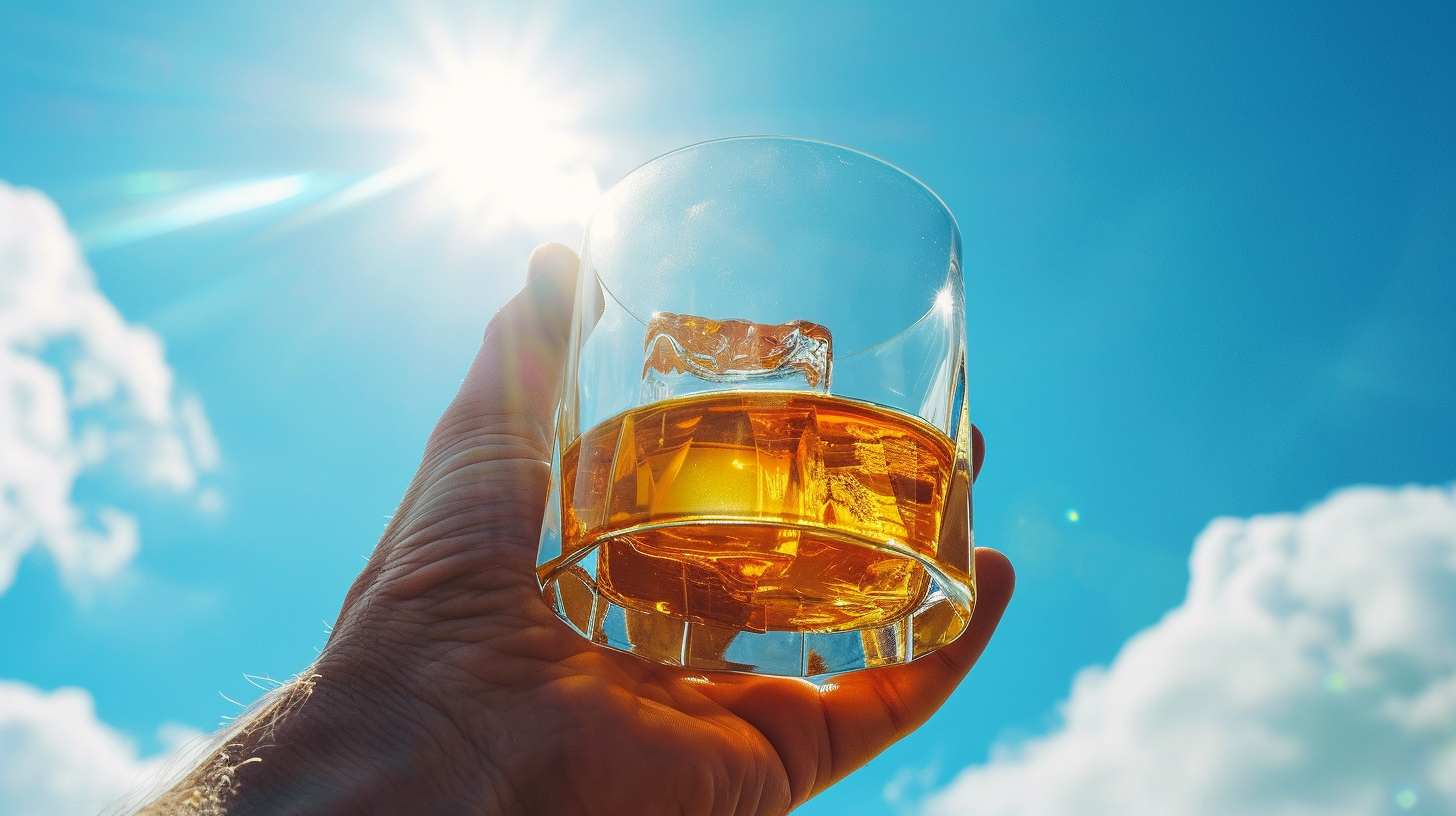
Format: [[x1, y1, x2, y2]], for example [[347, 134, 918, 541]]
[[312, 246, 1012, 816]]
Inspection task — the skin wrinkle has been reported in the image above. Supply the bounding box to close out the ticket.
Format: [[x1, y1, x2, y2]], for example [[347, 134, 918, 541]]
[[332, 569, 383, 629], [656, 671, 733, 720], [385, 504, 541, 560], [707, 743, 736, 816], [387, 522, 535, 573], [424, 699, 514, 807], [413, 457, 535, 501], [441, 607, 566, 657], [681, 732, 734, 816], [807, 690, 836, 800], [932, 624, 981, 677], [406, 593, 537, 637], [386, 511, 542, 566], [862, 672, 912, 737], [332, 611, 520, 733], [738, 717, 794, 814], [731, 694, 797, 810], [444, 394, 558, 454], [426, 452, 547, 491], [406, 582, 535, 626], [761, 690, 824, 807], [653, 676, 739, 733], [825, 716, 874, 788], [422, 426, 549, 472], [380, 535, 531, 597], [556, 680, 761, 814], [461, 372, 564, 443], [401, 475, 545, 535], [420, 600, 547, 644], [398, 417, 551, 522], [423, 411, 537, 443], [393, 462, 548, 532], [384, 521, 527, 568], [419, 466, 546, 505], [414, 614, 519, 650], [353, 663, 518, 807], [404, 475, 547, 534], [230, 686, 390, 812], [709, 679, 826, 807]]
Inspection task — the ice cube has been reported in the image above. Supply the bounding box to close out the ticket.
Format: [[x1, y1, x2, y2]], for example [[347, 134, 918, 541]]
[[642, 312, 832, 401]]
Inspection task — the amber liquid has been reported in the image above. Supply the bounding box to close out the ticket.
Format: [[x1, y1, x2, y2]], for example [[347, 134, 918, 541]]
[[542, 392, 963, 633]]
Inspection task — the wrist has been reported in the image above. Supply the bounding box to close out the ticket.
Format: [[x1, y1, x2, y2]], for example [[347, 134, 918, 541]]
[[222, 649, 462, 814], [147, 630, 505, 816]]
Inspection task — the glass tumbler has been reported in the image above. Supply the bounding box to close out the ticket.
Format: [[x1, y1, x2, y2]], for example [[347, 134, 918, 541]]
[[536, 137, 973, 677]]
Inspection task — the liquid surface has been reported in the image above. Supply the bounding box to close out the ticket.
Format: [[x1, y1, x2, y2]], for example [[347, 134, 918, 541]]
[[544, 392, 959, 632]]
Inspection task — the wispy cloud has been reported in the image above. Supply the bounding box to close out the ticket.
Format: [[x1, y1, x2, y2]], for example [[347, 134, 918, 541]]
[[924, 484, 1456, 816], [0, 180, 219, 594]]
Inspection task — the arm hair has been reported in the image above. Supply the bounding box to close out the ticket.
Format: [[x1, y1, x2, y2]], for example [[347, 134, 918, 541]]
[[110, 671, 320, 816]]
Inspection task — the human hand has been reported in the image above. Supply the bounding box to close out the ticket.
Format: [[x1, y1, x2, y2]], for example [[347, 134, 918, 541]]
[[149, 244, 1013, 816]]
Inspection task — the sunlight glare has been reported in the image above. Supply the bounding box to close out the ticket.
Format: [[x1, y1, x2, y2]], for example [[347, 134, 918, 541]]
[[398, 53, 600, 234], [934, 285, 955, 316]]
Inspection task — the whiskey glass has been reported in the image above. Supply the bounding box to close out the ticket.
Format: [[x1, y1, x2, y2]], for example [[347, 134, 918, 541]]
[[537, 137, 972, 677]]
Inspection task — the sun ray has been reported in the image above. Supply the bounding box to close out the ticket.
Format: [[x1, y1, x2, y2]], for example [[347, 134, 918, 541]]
[[79, 175, 312, 250]]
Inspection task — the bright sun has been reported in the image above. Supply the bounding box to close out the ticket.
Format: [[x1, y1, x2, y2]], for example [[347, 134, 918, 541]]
[[393, 48, 601, 234]]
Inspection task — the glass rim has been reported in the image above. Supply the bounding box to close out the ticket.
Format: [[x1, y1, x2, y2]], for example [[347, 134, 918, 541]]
[[585, 135, 965, 357], [594, 134, 963, 243]]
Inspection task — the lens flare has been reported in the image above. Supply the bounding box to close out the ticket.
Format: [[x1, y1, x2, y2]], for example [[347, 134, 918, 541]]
[[389, 42, 601, 235]]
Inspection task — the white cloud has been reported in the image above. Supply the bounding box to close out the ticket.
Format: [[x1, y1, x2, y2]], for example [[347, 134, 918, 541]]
[[0, 179, 220, 594], [0, 679, 204, 816], [885, 760, 942, 815], [926, 484, 1456, 816]]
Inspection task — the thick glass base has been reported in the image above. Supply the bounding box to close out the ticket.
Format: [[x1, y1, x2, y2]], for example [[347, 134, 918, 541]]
[[539, 537, 974, 678]]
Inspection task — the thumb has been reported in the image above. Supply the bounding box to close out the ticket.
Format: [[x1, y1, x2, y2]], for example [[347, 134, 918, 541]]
[[339, 243, 579, 619], [430, 242, 580, 462]]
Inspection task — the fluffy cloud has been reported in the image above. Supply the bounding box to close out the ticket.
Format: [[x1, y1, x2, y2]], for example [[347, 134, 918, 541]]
[[0, 679, 202, 816], [0, 181, 214, 814], [926, 484, 1456, 816], [0, 179, 218, 594]]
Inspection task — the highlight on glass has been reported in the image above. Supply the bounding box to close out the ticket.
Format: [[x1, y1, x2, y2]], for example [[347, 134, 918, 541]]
[[536, 137, 973, 677]]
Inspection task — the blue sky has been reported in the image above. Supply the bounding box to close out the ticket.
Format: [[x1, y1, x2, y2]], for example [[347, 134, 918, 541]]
[[1, 1, 1454, 814]]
